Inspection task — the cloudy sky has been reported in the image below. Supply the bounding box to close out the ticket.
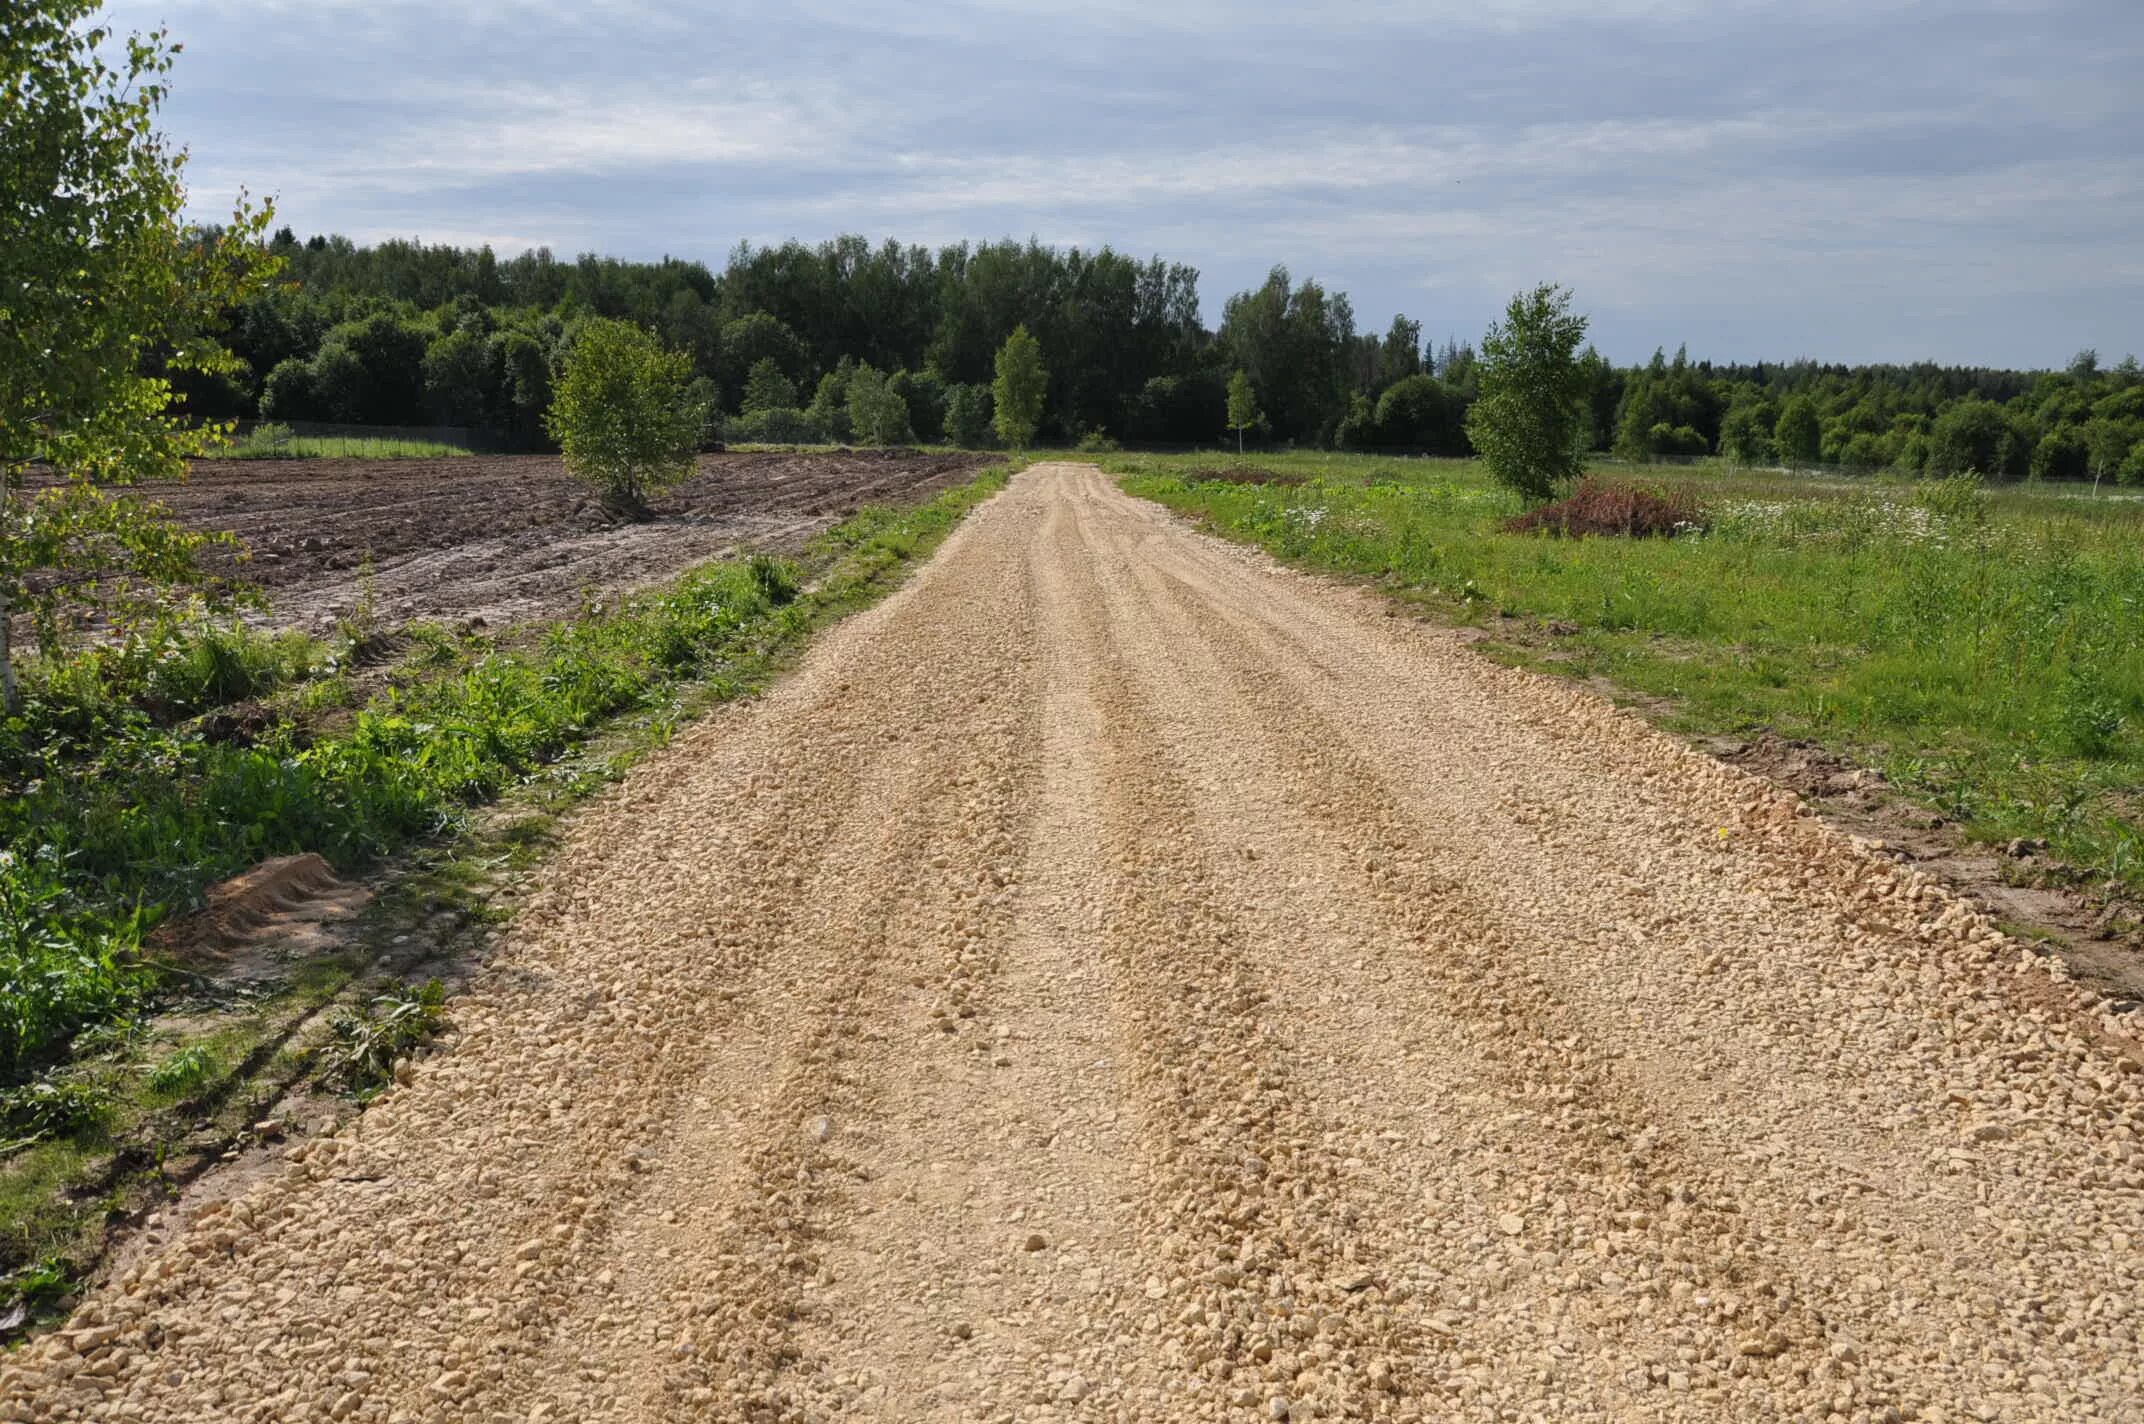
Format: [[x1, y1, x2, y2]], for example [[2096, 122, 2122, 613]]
[[112, 0, 2142, 367]]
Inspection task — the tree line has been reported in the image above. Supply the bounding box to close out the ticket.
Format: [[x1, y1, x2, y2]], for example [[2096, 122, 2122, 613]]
[[170, 229, 2144, 483]]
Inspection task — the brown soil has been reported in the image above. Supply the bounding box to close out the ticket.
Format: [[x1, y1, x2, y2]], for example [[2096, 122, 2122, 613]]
[[158, 450, 992, 632], [148, 854, 372, 980], [10, 465, 2142, 1421]]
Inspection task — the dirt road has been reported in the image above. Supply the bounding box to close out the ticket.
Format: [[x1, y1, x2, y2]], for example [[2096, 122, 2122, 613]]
[[10, 464, 2141, 1422]]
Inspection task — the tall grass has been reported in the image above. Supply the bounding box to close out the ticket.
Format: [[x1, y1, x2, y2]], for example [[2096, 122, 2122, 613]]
[[207, 425, 473, 460], [1107, 452, 2144, 892]]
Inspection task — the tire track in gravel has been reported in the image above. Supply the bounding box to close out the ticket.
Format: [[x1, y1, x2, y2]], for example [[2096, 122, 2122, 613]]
[[768, 486, 1148, 1421], [1121, 531, 1855, 1416], [1077, 464, 2142, 1419], [1042, 489, 1428, 1421], [1118, 475, 2142, 1416], [575, 491, 1055, 1424], [5, 463, 2140, 1424]]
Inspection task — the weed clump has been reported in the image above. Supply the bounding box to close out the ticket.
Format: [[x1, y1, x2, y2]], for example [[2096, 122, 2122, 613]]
[[1502, 476, 1706, 538], [0, 852, 148, 1081], [146, 1043, 216, 1097], [1188, 466, 1308, 487], [330, 979, 446, 1095], [0, 1076, 113, 1151]]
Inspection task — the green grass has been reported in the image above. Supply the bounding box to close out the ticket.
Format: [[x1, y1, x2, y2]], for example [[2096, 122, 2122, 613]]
[[0, 463, 1014, 1309], [205, 426, 473, 460], [1104, 451, 2144, 893]]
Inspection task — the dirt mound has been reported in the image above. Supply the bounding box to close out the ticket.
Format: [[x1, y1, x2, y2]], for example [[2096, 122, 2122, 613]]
[[152, 853, 371, 973]]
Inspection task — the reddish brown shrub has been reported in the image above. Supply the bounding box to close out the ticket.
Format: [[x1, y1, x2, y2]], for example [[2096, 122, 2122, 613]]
[[1501, 476, 1707, 538]]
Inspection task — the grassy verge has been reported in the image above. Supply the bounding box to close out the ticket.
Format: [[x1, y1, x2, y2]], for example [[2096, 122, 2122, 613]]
[[1103, 451, 2144, 895], [0, 462, 1013, 1314], [204, 427, 474, 460]]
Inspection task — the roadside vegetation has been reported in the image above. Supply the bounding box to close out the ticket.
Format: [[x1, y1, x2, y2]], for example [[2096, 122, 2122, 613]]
[[1107, 451, 2144, 898], [0, 465, 1013, 1315], [205, 424, 472, 460]]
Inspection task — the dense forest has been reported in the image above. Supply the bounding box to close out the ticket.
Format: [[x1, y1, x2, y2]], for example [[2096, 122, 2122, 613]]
[[172, 229, 2144, 483]]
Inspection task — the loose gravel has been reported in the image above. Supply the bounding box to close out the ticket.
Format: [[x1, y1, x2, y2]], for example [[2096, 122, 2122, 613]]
[[6, 463, 2140, 1422]]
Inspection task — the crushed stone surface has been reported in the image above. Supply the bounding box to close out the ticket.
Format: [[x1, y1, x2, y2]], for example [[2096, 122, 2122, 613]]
[[7, 462, 2140, 1422]]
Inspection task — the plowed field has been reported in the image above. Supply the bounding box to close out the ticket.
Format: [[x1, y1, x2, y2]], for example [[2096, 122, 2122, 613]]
[[161, 450, 993, 630]]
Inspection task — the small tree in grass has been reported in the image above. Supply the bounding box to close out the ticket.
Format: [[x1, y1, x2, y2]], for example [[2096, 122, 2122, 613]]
[[1774, 396, 1822, 469], [992, 326, 1047, 449], [1465, 284, 1589, 505], [545, 318, 705, 517], [1226, 370, 1262, 455]]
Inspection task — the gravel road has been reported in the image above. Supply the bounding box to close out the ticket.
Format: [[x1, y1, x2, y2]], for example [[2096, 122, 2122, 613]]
[[9, 463, 2141, 1422]]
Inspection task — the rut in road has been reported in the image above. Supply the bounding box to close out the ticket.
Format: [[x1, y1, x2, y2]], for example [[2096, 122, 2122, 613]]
[[9, 462, 2141, 1423]]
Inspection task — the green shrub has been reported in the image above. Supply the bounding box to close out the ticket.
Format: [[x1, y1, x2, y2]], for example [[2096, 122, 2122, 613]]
[[944, 384, 995, 448], [891, 368, 948, 443], [0, 853, 147, 1081], [0, 1076, 113, 1146], [739, 358, 798, 414], [228, 422, 295, 456], [846, 366, 914, 446], [146, 1043, 216, 1096], [2117, 441, 2144, 487]]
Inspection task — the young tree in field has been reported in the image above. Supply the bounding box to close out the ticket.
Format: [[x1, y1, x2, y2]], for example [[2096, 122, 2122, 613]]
[[544, 318, 705, 517], [740, 357, 798, 415], [1, 1, 278, 711], [2082, 418, 2131, 494], [845, 365, 914, 446], [1773, 396, 1822, 468], [992, 326, 1047, 449], [1226, 370, 1262, 455], [1719, 402, 1775, 466], [1464, 284, 1589, 505]]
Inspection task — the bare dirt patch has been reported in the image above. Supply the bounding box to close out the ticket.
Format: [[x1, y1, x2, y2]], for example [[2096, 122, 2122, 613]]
[[157, 449, 992, 632], [149, 854, 372, 980]]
